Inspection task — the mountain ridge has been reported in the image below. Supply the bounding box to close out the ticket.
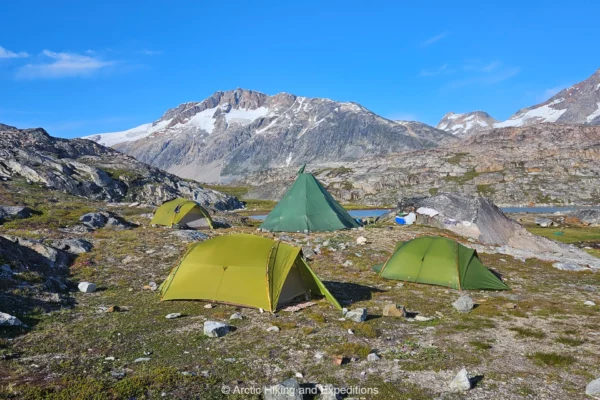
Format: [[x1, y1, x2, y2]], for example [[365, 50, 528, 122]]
[[85, 89, 454, 183]]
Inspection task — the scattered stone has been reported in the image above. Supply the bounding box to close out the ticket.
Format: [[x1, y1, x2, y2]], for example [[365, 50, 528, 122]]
[[504, 303, 518, 309], [449, 368, 472, 392], [134, 357, 151, 363], [267, 326, 280, 333], [383, 304, 407, 318], [78, 282, 97, 293], [584, 300, 596, 306], [169, 230, 209, 242], [204, 304, 214, 309], [203, 321, 230, 338], [342, 260, 353, 267], [356, 236, 367, 245], [263, 378, 302, 400], [302, 246, 315, 260], [0, 205, 34, 222], [367, 353, 381, 362], [414, 315, 434, 322], [347, 329, 354, 335], [345, 308, 367, 323], [332, 355, 348, 366], [586, 377, 600, 397], [294, 372, 303, 379], [316, 384, 343, 400], [51, 238, 93, 254], [535, 218, 553, 228], [105, 356, 115, 361], [148, 282, 158, 291], [165, 313, 182, 319], [111, 370, 126, 379], [314, 352, 325, 360], [79, 213, 108, 229], [259, 308, 264, 314], [0, 312, 23, 327], [552, 262, 590, 271], [230, 312, 243, 320], [452, 294, 474, 313]]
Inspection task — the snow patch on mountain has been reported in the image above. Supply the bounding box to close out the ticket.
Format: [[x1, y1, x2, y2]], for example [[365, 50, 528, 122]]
[[495, 102, 568, 128], [587, 102, 600, 122]]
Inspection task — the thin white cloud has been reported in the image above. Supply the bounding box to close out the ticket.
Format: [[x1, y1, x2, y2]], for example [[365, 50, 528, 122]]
[[138, 49, 162, 56], [443, 66, 520, 91], [481, 61, 501, 72], [0, 46, 29, 59], [420, 64, 451, 77], [420, 32, 448, 47], [16, 50, 115, 79]]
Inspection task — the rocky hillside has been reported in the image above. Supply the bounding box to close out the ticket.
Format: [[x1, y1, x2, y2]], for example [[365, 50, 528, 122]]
[[497, 68, 600, 127], [436, 111, 498, 137], [242, 123, 600, 206], [0, 124, 242, 210], [86, 89, 454, 183]]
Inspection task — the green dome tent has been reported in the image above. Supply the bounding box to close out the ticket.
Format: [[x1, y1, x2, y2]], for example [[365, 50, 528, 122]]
[[159, 234, 341, 312], [259, 166, 360, 232], [373, 236, 509, 290], [151, 198, 213, 229]]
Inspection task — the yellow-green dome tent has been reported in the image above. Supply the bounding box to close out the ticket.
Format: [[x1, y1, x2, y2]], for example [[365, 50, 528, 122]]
[[159, 234, 341, 312], [151, 198, 213, 229], [373, 236, 509, 290]]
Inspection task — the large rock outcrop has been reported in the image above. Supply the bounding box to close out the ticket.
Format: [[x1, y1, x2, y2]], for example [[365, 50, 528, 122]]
[[0, 124, 243, 209], [396, 193, 600, 269]]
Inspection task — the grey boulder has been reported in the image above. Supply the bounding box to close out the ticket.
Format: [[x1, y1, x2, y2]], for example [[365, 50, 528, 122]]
[[0, 312, 23, 327], [449, 368, 472, 392], [263, 378, 302, 400], [52, 238, 93, 254], [452, 295, 474, 313], [78, 282, 97, 293], [203, 321, 230, 338], [586, 377, 600, 397], [345, 308, 367, 323]]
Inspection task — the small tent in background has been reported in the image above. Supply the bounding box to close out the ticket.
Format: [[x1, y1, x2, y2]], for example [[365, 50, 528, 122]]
[[259, 165, 360, 232], [151, 198, 213, 229], [373, 236, 509, 290], [159, 234, 341, 312]]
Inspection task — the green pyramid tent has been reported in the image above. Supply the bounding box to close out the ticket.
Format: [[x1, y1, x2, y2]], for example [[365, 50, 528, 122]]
[[259, 167, 360, 232], [160, 234, 341, 312], [373, 236, 509, 290], [151, 198, 213, 229]]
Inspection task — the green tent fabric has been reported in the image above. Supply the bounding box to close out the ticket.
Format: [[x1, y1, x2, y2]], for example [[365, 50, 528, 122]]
[[151, 198, 213, 229], [374, 236, 509, 290], [259, 172, 360, 232], [160, 234, 341, 312]]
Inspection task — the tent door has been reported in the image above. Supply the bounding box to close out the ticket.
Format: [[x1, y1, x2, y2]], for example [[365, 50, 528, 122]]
[[277, 263, 308, 308], [177, 208, 211, 229]]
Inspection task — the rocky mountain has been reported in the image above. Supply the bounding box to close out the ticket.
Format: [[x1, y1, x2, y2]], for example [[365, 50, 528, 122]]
[[436, 111, 498, 137], [497, 68, 600, 127], [86, 89, 454, 183], [436, 68, 600, 136], [0, 124, 242, 209], [242, 123, 600, 207]]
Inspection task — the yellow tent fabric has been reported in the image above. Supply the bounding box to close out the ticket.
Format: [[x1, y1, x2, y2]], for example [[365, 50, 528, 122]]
[[151, 198, 213, 229], [159, 234, 341, 312]]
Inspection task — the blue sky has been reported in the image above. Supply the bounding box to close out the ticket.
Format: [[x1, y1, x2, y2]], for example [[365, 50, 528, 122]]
[[1, 0, 599, 138]]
